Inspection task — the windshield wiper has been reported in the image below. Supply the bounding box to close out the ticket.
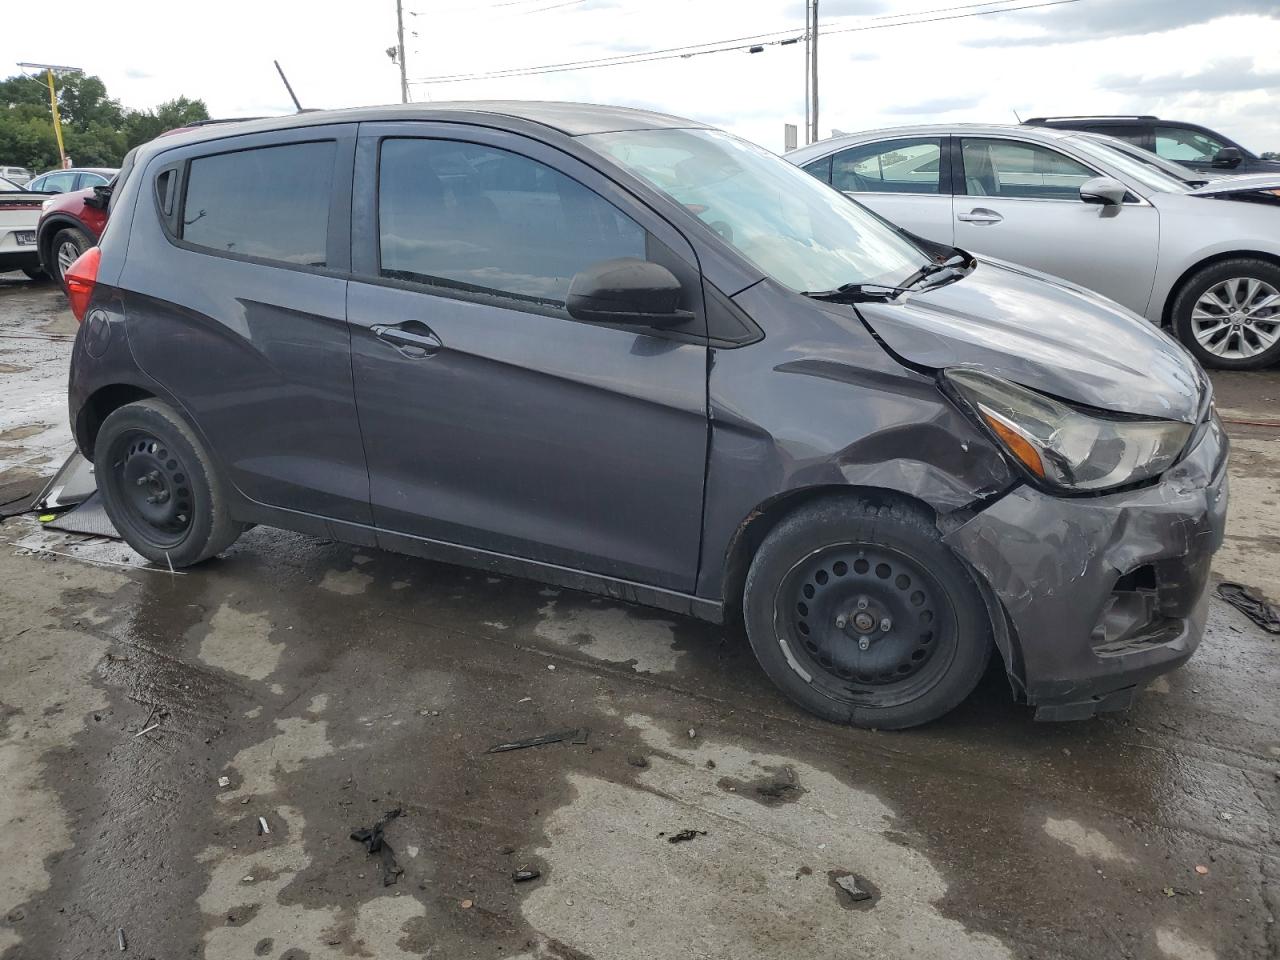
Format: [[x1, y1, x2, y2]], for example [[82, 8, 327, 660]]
[[802, 282, 908, 303], [898, 251, 971, 292]]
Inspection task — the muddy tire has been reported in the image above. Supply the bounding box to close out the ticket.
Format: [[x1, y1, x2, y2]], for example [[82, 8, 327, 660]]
[[49, 226, 93, 289], [1171, 258, 1280, 370], [742, 496, 992, 730], [94, 399, 242, 567]]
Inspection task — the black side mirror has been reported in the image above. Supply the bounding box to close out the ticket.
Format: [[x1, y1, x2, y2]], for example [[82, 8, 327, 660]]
[[84, 184, 113, 210], [1212, 147, 1243, 169], [566, 258, 693, 328]]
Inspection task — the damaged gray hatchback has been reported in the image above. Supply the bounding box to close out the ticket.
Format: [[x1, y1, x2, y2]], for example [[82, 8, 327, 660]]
[[66, 102, 1228, 728]]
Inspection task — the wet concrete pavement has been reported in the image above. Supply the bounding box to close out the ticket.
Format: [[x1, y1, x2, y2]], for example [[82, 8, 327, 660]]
[[1, 272, 1278, 960]]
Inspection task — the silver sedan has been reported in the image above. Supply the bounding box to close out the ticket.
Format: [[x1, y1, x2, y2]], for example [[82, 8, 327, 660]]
[[787, 124, 1280, 369]]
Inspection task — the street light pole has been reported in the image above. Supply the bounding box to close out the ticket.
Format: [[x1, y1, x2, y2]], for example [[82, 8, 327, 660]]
[[395, 0, 409, 103], [16, 62, 83, 169]]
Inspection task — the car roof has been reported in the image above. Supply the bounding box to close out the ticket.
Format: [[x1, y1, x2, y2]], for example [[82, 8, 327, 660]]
[[35, 167, 119, 176], [137, 101, 708, 155], [783, 122, 1079, 163]]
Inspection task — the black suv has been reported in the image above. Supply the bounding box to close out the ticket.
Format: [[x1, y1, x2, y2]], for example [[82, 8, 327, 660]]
[[1024, 115, 1280, 175], [63, 103, 1227, 728]]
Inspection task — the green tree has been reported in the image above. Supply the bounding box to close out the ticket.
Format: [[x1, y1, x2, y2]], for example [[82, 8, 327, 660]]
[[0, 72, 210, 172]]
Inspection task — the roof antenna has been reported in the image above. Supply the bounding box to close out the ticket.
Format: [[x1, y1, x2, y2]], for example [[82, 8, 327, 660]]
[[1012, 108, 1023, 123], [274, 59, 304, 113]]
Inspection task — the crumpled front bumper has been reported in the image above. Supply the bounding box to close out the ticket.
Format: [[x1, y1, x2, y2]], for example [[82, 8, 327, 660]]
[[945, 414, 1229, 721]]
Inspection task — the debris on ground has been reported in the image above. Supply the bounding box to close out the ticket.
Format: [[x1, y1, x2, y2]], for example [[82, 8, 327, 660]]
[[487, 728, 588, 753], [217, 776, 230, 788], [513, 867, 541, 882], [257, 816, 270, 836], [350, 807, 405, 886], [665, 829, 706, 844], [116, 927, 127, 952], [626, 755, 649, 768], [1216, 581, 1280, 634], [1195, 864, 1209, 875], [460, 899, 473, 909], [756, 767, 801, 802], [834, 873, 873, 903]]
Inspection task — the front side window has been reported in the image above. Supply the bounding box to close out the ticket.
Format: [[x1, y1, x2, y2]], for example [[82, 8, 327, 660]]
[[36, 172, 77, 193], [181, 140, 335, 266], [832, 138, 943, 194], [584, 127, 929, 293], [1154, 126, 1225, 162], [377, 138, 646, 306], [960, 138, 1095, 200]]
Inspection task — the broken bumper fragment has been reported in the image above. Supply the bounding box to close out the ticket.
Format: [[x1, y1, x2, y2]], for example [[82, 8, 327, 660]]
[[945, 414, 1229, 721]]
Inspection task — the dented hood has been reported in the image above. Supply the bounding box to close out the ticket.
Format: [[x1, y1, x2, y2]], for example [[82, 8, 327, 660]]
[[1186, 174, 1280, 197], [854, 259, 1205, 423]]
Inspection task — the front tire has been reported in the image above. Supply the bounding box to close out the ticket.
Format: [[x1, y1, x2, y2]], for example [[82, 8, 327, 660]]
[[743, 497, 992, 730], [94, 400, 242, 567], [1172, 258, 1280, 369], [49, 226, 93, 289]]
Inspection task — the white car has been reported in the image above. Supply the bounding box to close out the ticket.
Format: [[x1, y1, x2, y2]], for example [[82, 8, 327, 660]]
[[787, 124, 1280, 369], [0, 177, 44, 279]]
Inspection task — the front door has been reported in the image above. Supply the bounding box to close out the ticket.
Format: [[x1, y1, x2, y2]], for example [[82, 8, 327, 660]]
[[953, 136, 1160, 314], [829, 135, 955, 246], [346, 124, 708, 592]]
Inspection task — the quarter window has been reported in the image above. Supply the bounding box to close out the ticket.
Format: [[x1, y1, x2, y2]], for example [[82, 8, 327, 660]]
[[960, 138, 1095, 200], [181, 140, 335, 266], [378, 138, 646, 307], [1154, 126, 1225, 163], [831, 138, 943, 194]]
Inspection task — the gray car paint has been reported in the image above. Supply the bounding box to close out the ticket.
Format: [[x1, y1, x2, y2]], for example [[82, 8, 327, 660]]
[[69, 102, 1226, 717]]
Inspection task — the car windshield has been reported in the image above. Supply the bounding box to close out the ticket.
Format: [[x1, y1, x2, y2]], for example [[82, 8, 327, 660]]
[[1067, 136, 1191, 195], [1081, 135, 1203, 185], [582, 127, 931, 293]]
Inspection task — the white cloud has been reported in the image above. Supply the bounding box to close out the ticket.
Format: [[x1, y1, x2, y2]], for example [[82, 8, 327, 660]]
[[1, 0, 1277, 154]]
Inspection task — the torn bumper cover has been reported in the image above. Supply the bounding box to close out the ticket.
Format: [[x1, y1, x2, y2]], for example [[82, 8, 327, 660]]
[[945, 414, 1229, 721]]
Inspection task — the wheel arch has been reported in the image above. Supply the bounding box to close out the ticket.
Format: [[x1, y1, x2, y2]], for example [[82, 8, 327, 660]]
[[75, 383, 157, 460], [720, 483, 1027, 698], [1160, 249, 1280, 327], [37, 214, 93, 270]]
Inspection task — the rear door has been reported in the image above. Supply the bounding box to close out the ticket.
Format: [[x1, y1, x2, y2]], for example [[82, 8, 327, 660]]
[[346, 122, 708, 591], [824, 136, 954, 244], [953, 135, 1160, 313], [121, 125, 372, 526]]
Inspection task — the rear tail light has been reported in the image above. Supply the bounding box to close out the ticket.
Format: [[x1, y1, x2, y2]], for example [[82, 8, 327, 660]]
[[64, 246, 101, 324]]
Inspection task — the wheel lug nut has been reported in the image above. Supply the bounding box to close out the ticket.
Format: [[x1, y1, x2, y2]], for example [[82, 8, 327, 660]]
[[835, 615, 847, 629], [858, 636, 870, 651], [856, 599, 868, 610], [880, 618, 892, 632]]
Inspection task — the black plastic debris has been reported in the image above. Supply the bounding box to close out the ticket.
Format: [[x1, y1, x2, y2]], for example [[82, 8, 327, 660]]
[[626, 756, 649, 768], [487, 728, 589, 754], [513, 868, 541, 883], [1217, 581, 1280, 634], [350, 807, 405, 886], [834, 874, 873, 902], [666, 829, 706, 844]]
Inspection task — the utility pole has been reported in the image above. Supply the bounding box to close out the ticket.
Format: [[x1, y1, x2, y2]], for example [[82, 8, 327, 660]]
[[16, 62, 82, 169], [809, 0, 819, 144], [395, 0, 409, 103], [803, 0, 811, 144]]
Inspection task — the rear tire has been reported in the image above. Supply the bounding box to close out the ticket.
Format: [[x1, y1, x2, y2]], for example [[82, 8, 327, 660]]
[[49, 226, 93, 289], [94, 400, 242, 567], [743, 497, 992, 730], [1172, 258, 1280, 370]]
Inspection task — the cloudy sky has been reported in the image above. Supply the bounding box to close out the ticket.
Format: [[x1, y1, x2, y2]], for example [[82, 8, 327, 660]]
[[5, 0, 1279, 153]]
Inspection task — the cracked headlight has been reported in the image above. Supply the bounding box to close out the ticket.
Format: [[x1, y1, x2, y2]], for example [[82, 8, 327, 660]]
[[945, 369, 1192, 492]]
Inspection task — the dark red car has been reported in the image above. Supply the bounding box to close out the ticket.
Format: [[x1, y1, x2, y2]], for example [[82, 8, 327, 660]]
[[37, 184, 110, 286]]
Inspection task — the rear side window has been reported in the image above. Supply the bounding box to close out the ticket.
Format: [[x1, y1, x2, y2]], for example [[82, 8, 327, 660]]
[[831, 138, 944, 194], [181, 140, 335, 266], [802, 156, 832, 183], [377, 138, 645, 306]]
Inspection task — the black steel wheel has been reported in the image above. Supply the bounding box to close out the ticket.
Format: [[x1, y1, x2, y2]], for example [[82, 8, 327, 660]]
[[743, 497, 993, 729], [94, 399, 243, 566]]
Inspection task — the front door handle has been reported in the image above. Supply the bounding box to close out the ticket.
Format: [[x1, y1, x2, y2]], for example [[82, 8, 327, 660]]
[[371, 322, 442, 357], [957, 208, 1003, 224]]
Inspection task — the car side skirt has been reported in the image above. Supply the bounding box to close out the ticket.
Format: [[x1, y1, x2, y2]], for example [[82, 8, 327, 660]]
[[235, 498, 726, 624]]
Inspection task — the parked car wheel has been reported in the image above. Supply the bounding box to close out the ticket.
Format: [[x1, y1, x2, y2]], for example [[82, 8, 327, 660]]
[[1172, 258, 1280, 369], [743, 497, 992, 729], [50, 226, 93, 288], [94, 399, 243, 567]]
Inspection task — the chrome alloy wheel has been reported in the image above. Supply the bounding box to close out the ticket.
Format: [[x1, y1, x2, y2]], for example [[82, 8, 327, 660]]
[[1191, 277, 1280, 360]]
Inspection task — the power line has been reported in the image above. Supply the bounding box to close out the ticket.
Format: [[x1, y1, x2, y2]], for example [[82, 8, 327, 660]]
[[408, 0, 1084, 86]]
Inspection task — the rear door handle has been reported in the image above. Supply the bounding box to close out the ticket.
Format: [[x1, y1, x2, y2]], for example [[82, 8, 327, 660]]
[[371, 322, 442, 357], [957, 208, 1003, 224]]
